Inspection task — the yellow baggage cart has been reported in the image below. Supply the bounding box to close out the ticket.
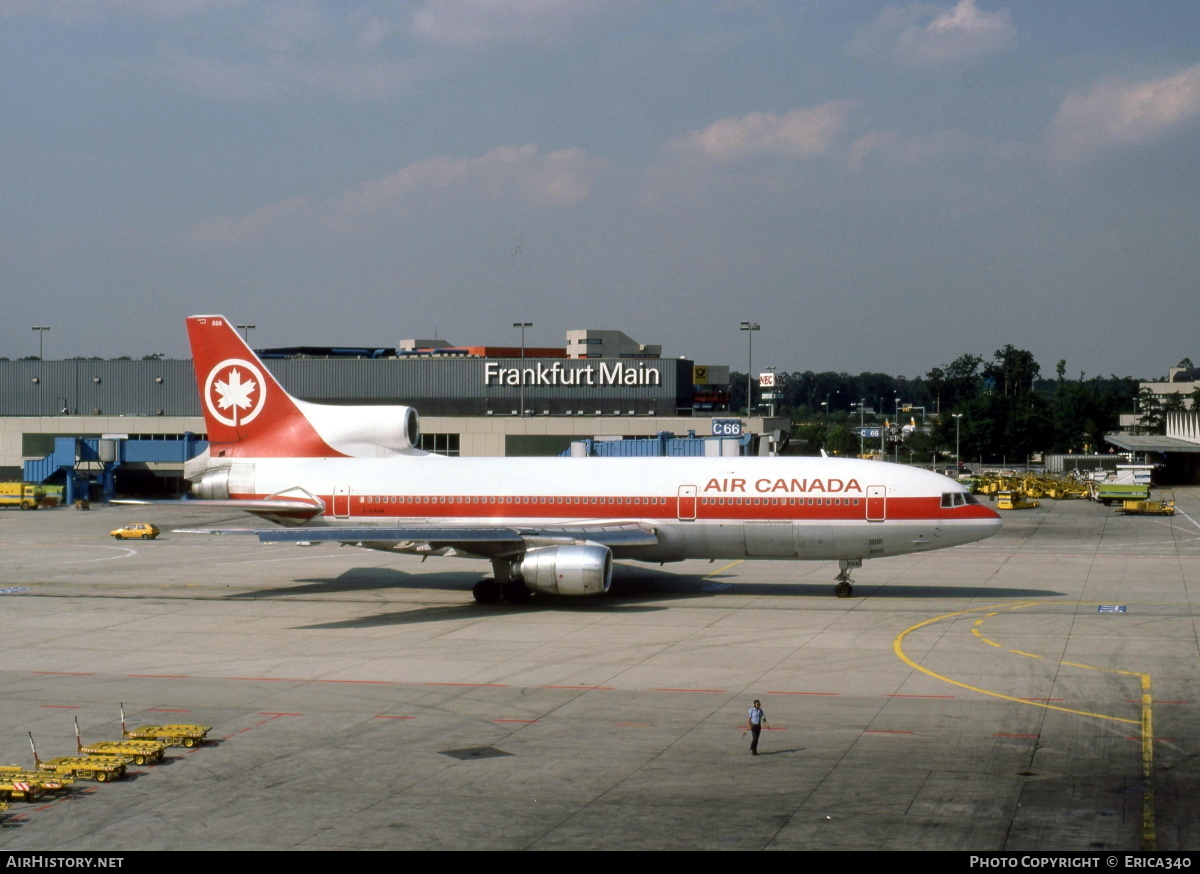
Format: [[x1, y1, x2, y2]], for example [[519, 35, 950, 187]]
[[121, 704, 211, 748], [75, 717, 167, 766], [29, 733, 130, 783]]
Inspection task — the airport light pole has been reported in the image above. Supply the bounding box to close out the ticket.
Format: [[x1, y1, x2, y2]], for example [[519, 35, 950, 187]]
[[894, 398, 902, 463], [953, 413, 963, 469], [513, 322, 532, 416], [32, 326, 49, 361], [857, 398, 865, 456], [237, 324, 255, 344], [32, 326, 49, 418], [820, 399, 828, 451], [740, 321, 759, 416]]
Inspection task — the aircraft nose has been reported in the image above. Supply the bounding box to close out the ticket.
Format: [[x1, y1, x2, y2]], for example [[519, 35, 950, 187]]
[[978, 508, 1003, 536]]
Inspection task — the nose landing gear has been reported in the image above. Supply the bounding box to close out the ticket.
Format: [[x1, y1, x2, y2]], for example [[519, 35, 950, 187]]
[[834, 559, 861, 598]]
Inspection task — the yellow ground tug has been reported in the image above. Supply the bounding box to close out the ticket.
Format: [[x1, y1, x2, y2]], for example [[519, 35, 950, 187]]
[[75, 717, 167, 766], [29, 733, 130, 783], [121, 704, 211, 748], [1121, 492, 1176, 516], [996, 490, 1040, 510]]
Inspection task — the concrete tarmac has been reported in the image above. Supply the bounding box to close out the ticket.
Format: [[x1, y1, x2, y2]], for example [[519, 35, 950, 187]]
[[0, 490, 1197, 851]]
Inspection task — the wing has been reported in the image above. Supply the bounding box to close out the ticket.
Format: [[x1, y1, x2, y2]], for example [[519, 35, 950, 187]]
[[242, 521, 660, 558]]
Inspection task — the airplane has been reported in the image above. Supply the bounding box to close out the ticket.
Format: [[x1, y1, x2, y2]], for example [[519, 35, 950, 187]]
[[130, 315, 1001, 602]]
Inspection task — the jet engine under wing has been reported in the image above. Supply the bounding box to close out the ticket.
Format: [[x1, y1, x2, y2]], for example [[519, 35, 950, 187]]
[[254, 521, 660, 557]]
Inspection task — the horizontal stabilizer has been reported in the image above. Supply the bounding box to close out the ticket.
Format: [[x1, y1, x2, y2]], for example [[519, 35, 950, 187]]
[[113, 498, 323, 520]]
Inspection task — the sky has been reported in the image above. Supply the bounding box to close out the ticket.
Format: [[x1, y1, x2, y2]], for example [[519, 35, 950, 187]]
[[1, 1, 1198, 381]]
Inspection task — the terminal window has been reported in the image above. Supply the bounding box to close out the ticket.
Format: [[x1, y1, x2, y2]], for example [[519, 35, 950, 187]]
[[420, 433, 460, 457]]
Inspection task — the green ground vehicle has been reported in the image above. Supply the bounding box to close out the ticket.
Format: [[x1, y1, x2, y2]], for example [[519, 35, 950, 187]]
[[1090, 465, 1154, 505]]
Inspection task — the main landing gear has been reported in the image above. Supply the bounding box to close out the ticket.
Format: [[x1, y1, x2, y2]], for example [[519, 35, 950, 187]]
[[472, 577, 533, 605], [834, 559, 862, 598]]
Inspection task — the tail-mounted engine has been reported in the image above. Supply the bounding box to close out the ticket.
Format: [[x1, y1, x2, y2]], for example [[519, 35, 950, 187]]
[[297, 401, 421, 457]]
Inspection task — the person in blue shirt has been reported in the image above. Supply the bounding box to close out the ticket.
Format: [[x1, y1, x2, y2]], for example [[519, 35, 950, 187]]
[[745, 700, 767, 755]]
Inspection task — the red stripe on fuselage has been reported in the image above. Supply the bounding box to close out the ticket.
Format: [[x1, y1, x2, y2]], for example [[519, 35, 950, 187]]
[[233, 492, 998, 523]]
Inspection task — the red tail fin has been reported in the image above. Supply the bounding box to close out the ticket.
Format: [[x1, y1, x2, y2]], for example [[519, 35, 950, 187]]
[[187, 315, 342, 458]]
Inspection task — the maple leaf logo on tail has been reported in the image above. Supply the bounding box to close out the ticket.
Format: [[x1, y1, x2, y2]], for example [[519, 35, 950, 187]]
[[214, 368, 257, 424], [204, 358, 268, 428]]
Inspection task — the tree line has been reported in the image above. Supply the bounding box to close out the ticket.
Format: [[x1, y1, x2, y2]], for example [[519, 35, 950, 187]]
[[730, 345, 1197, 463]]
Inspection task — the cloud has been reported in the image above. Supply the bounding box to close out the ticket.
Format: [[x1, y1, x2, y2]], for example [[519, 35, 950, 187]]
[[0, 0, 242, 22], [847, 128, 1000, 168], [1045, 63, 1200, 163], [410, 0, 607, 48], [333, 144, 611, 215], [674, 102, 859, 163], [854, 1, 1016, 67], [190, 197, 312, 247], [147, 5, 422, 103], [190, 145, 613, 246]]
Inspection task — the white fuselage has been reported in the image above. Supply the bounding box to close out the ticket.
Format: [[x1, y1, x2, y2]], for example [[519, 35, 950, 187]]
[[195, 453, 1001, 563]]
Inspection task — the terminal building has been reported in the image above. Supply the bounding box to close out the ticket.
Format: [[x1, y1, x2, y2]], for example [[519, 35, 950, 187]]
[[0, 328, 788, 499]]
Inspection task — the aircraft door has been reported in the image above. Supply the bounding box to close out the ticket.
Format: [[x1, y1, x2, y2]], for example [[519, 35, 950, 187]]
[[866, 485, 886, 522], [333, 485, 351, 519], [677, 485, 697, 521]]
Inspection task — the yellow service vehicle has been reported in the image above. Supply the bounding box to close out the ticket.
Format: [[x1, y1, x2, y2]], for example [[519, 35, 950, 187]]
[[1122, 492, 1176, 516], [75, 717, 167, 766], [997, 490, 1040, 510], [29, 733, 130, 783], [121, 704, 211, 748], [0, 774, 46, 802], [0, 766, 75, 796], [0, 482, 44, 510]]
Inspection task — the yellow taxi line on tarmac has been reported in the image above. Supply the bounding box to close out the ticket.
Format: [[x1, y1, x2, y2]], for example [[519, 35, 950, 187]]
[[893, 603, 1137, 724], [894, 602, 1156, 850], [703, 560, 743, 578]]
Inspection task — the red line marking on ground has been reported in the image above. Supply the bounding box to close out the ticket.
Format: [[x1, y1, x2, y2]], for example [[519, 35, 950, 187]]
[[258, 712, 302, 717], [33, 672, 93, 677], [768, 691, 839, 696], [39, 705, 80, 709], [417, 682, 508, 688], [888, 694, 956, 699], [863, 729, 913, 735], [494, 719, 539, 724], [374, 715, 416, 720], [225, 676, 295, 682], [127, 674, 187, 679], [316, 679, 392, 685], [994, 733, 1040, 738], [543, 685, 616, 690], [652, 688, 726, 693]]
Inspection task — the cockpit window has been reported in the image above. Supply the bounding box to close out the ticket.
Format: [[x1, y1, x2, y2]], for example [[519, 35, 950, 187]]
[[941, 492, 969, 508]]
